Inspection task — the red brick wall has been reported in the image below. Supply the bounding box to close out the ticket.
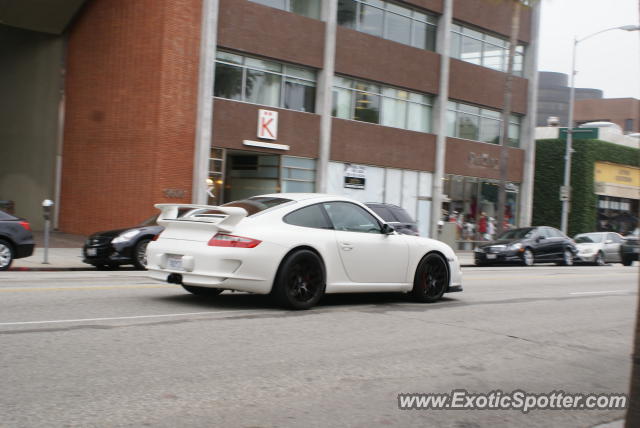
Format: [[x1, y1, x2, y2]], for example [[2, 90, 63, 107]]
[[59, 0, 202, 235]]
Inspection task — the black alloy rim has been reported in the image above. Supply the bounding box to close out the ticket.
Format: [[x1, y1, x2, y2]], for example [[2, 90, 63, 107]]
[[421, 259, 447, 299], [286, 256, 322, 303]]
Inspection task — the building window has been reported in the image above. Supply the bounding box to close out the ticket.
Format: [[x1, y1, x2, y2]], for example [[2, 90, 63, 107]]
[[333, 76, 433, 132], [443, 175, 520, 242], [447, 101, 521, 147], [451, 23, 525, 76], [249, 0, 322, 19], [281, 156, 316, 193], [214, 50, 316, 113], [337, 0, 437, 51]]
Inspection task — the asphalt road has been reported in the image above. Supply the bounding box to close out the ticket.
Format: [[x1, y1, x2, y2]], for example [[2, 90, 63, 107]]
[[0, 264, 638, 428]]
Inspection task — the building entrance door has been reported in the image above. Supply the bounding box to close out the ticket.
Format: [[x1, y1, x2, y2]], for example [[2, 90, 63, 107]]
[[223, 151, 280, 203]]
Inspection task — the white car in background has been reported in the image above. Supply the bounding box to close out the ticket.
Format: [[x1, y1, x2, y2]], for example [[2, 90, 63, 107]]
[[574, 232, 624, 265], [146, 194, 462, 309]]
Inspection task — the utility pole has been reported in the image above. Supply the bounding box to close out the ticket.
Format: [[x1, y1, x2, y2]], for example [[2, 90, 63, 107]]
[[496, 0, 521, 236]]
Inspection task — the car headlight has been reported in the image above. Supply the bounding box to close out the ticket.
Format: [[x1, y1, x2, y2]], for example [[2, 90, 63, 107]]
[[112, 230, 139, 244], [508, 243, 523, 251]]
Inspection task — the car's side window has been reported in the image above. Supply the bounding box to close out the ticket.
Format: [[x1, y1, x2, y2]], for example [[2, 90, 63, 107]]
[[323, 202, 382, 234], [283, 204, 333, 229], [548, 228, 563, 238], [537, 228, 550, 239]]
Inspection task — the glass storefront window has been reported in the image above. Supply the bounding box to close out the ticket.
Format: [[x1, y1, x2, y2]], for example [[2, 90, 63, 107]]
[[443, 175, 519, 242]]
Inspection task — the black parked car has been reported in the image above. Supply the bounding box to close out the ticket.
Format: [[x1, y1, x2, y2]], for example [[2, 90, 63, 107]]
[[474, 226, 578, 266], [83, 216, 162, 270], [621, 231, 639, 266], [365, 203, 419, 236], [0, 210, 35, 270]]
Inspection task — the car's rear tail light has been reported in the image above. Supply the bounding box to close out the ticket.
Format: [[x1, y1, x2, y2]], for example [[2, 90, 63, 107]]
[[208, 233, 261, 248], [19, 221, 31, 231]]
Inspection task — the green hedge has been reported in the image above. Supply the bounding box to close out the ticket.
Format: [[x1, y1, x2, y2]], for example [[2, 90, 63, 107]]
[[533, 139, 640, 236]]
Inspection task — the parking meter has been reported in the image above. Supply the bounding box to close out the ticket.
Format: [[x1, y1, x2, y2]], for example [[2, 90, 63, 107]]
[[42, 199, 54, 263]]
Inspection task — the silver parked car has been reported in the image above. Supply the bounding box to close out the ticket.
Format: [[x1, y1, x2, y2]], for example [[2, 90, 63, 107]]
[[574, 232, 624, 265]]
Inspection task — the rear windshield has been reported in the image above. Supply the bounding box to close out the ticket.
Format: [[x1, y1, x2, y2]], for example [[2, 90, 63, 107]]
[[0, 210, 17, 221], [391, 207, 414, 223], [368, 205, 396, 222], [497, 228, 535, 240], [222, 197, 292, 217]]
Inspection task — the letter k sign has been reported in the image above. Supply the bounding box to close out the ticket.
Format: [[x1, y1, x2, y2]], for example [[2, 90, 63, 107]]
[[258, 109, 278, 140]]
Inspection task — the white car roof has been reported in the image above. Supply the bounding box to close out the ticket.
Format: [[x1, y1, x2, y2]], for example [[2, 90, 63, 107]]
[[255, 193, 358, 203]]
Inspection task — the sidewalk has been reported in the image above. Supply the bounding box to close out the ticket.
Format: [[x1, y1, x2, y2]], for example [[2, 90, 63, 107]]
[[7, 231, 476, 271]]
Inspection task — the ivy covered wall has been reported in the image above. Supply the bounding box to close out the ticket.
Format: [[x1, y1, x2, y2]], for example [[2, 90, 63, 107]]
[[533, 139, 640, 236]]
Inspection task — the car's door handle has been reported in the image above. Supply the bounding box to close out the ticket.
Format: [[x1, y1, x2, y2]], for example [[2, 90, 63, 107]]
[[340, 243, 353, 251]]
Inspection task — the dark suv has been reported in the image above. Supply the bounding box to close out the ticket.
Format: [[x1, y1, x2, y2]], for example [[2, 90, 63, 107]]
[[364, 203, 419, 236], [0, 210, 35, 270]]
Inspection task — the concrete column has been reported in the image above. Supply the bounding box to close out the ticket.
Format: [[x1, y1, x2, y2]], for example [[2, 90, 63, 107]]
[[192, 0, 219, 204], [315, 0, 338, 193], [518, 0, 541, 226], [430, 0, 453, 237]]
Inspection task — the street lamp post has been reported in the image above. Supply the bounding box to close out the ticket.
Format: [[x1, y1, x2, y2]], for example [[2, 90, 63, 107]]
[[560, 24, 640, 235]]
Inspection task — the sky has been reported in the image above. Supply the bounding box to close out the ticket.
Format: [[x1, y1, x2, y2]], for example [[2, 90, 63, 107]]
[[538, 0, 640, 99]]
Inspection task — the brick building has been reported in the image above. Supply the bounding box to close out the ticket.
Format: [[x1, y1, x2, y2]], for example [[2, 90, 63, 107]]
[[0, 0, 540, 241], [575, 97, 640, 134]]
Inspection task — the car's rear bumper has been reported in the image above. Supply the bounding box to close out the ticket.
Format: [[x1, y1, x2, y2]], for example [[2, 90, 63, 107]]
[[146, 239, 286, 294], [15, 242, 35, 259]]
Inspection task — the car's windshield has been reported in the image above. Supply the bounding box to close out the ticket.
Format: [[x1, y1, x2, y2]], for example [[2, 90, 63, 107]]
[[574, 233, 604, 244], [496, 228, 535, 240], [222, 197, 292, 217]]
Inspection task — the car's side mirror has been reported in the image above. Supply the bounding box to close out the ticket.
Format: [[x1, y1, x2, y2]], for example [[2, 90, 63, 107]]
[[536, 236, 544, 242], [605, 239, 613, 244], [381, 223, 395, 235]]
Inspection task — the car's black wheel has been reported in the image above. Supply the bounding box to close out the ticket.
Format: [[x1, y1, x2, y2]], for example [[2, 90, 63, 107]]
[[559, 248, 574, 266], [622, 257, 634, 266], [272, 249, 325, 310], [132, 238, 151, 270], [594, 251, 606, 266], [521, 249, 534, 266], [0, 239, 15, 271], [411, 253, 448, 303], [182, 285, 224, 296], [95, 264, 119, 270]]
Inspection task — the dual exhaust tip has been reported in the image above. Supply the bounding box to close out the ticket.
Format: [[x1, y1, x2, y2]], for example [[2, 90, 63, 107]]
[[167, 273, 183, 285]]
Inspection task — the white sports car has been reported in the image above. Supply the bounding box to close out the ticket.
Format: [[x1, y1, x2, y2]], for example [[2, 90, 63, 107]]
[[146, 194, 462, 309]]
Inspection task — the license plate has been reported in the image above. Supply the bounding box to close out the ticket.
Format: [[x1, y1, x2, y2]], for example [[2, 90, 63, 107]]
[[167, 255, 184, 270], [86, 248, 97, 256], [487, 254, 497, 260]]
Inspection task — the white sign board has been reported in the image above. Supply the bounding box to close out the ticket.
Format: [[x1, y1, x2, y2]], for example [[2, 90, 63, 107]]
[[344, 164, 366, 189], [257, 109, 278, 140]]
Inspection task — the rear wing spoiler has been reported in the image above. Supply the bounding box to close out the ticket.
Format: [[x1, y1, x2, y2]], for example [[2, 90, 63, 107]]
[[154, 204, 248, 233]]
